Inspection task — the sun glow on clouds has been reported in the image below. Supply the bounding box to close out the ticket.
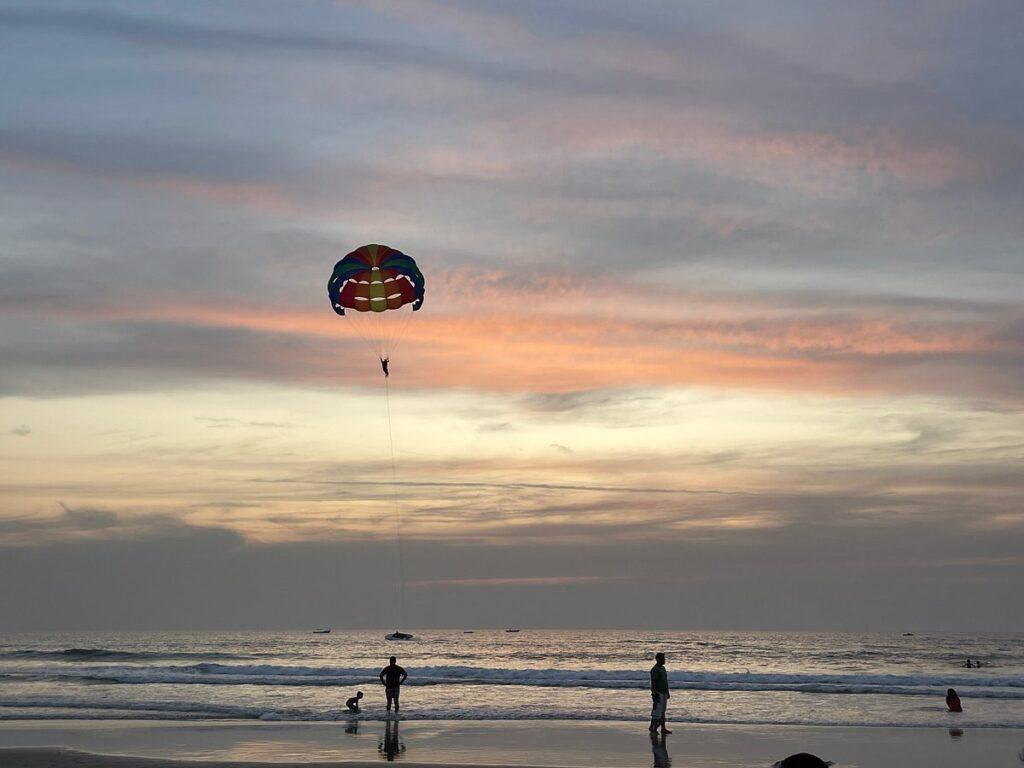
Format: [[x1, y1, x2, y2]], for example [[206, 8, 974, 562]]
[[0, 0, 1022, 612], [4, 383, 1022, 548]]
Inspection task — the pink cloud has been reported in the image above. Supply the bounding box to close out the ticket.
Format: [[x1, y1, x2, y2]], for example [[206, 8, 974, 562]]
[[10, 267, 1015, 399]]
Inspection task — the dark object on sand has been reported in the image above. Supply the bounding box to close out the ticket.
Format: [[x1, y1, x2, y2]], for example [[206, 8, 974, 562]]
[[773, 754, 834, 768]]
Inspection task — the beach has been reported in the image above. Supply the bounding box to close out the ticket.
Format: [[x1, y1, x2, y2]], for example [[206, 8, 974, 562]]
[[2, 720, 1024, 767], [3, 630, 1023, 766]]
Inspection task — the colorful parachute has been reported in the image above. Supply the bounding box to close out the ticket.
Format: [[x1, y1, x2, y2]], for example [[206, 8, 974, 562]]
[[327, 244, 425, 364], [327, 244, 425, 315]]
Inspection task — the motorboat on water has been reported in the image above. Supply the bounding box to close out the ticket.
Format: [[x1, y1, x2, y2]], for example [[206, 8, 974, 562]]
[[386, 631, 414, 641], [312, 629, 331, 634], [505, 628, 520, 633]]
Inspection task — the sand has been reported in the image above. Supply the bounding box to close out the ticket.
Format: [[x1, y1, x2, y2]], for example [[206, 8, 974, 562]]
[[1, 720, 1023, 767]]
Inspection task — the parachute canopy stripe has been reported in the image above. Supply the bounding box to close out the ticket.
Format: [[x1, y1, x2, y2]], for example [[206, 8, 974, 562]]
[[327, 244, 425, 315]]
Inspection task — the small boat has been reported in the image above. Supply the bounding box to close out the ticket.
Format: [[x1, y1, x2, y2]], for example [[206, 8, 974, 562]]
[[902, 632, 914, 636], [386, 631, 414, 641], [312, 629, 331, 634], [463, 630, 475, 634], [505, 628, 520, 633]]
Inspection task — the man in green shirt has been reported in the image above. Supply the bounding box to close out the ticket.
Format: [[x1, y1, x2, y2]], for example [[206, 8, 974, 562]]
[[649, 652, 672, 734]]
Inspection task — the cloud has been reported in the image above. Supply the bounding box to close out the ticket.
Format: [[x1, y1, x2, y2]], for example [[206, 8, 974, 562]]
[[2, 279, 1019, 402], [0, 5, 625, 97], [196, 417, 293, 429], [58, 502, 119, 530], [1, 0, 1022, 631], [1, 512, 1022, 630], [477, 421, 513, 432], [408, 575, 612, 588], [0, 502, 246, 548]]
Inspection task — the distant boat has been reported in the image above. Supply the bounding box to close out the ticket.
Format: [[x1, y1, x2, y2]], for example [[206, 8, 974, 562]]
[[902, 633, 914, 636], [505, 628, 520, 633], [386, 631, 414, 641], [312, 629, 331, 634], [463, 630, 475, 634]]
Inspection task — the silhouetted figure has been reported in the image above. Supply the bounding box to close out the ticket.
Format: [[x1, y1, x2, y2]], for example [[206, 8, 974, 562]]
[[346, 690, 363, 713], [379, 655, 408, 712], [649, 652, 672, 735], [773, 754, 834, 768], [649, 730, 671, 767], [381, 357, 390, 377], [947, 688, 963, 712], [378, 720, 405, 761], [962, 658, 973, 668]]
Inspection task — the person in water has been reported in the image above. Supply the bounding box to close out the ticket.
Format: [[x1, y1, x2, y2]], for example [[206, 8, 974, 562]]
[[649, 652, 672, 735], [379, 656, 408, 712], [346, 690, 363, 713], [946, 688, 963, 712], [380, 357, 390, 377]]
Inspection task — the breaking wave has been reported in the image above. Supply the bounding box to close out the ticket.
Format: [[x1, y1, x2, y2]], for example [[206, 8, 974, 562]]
[[5, 663, 1024, 698]]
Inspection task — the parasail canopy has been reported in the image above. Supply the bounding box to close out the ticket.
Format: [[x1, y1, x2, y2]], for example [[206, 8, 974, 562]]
[[327, 243, 425, 315], [327, 243, 425, 364]]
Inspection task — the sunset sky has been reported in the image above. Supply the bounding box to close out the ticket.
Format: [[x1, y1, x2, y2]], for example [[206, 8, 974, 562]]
[[1, 1, 1022, 631]]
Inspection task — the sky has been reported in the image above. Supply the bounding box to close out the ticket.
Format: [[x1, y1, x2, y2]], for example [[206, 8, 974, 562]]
[[1, 0, 1022, 631]]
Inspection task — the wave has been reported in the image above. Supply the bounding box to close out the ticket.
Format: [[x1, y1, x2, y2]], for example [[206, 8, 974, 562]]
[[0, 697, 1022, 729], [0, 648, 257, 662], [6, 663, 1024, 697]]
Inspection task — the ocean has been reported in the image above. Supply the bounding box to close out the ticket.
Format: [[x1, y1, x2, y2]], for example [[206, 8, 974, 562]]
[[1, 630, 1022, 728]]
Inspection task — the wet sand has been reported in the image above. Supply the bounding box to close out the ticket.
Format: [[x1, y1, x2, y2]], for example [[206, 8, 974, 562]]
[[1, 719, 1023, 767]]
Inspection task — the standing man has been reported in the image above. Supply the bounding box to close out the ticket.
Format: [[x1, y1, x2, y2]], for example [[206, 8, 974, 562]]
[[649, 652, 672, 734], [379, 655, 408, 713]]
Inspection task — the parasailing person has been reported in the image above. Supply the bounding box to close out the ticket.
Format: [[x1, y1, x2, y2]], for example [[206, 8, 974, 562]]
[[327, 244, 425, 641]]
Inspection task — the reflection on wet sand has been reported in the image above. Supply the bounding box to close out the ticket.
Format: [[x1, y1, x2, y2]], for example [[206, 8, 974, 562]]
[[948, 728, 964, 741], [378, 720, 406, 761], [650, 730, 671, 768]]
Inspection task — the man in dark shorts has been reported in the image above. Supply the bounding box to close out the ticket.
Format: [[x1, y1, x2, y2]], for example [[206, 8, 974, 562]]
[[379, 655, 408, 712], [649, 652, 672, 735]]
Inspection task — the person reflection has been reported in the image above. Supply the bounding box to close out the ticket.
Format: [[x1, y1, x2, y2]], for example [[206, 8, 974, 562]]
[[947, 728, 963, 741], [378, 720, 406, 761], [650, 730, 671, 768], [344, 715, 359, 735]]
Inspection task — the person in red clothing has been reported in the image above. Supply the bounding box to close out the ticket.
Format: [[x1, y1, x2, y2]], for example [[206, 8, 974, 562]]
[[946, 688, 963, 712]]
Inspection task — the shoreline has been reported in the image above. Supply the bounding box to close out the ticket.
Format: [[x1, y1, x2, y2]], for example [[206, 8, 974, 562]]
[[3, 719, 1024, 767]]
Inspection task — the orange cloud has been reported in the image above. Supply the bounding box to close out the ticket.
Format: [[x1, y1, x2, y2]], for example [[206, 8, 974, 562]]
[[12, 268, 1013, 398]]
